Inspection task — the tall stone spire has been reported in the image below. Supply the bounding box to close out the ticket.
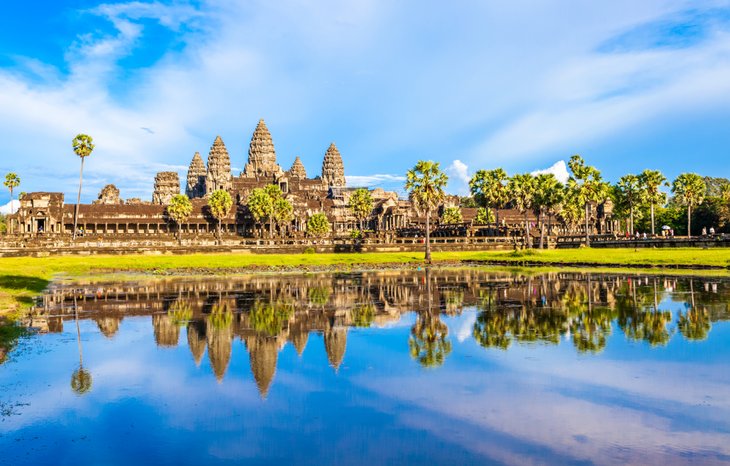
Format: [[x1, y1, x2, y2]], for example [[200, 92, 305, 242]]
[[186, 152, 206, 198], [321, 143, 346, 188], [288, 156, 307, 179], [206, 136, 232, 194], [243, 119, 283, 179]]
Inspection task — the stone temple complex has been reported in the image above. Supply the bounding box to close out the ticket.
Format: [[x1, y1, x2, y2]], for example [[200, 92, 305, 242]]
[[6, 119, 426, 239], [5, 118, 615, 244]]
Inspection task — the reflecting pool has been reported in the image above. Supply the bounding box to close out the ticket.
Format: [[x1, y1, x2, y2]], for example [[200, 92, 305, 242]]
[[1, 269, 730, 465]]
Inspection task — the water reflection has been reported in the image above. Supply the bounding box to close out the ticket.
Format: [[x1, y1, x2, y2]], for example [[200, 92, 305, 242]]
[[26, 270, 730, 396]]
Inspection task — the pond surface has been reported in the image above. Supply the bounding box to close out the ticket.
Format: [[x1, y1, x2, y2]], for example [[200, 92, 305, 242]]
[[1, 269, 730, 466]]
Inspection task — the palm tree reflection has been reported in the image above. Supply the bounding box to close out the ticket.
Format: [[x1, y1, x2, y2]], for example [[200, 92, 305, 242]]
[[71, 293, 92, 395], [409, 269, 452, 367]]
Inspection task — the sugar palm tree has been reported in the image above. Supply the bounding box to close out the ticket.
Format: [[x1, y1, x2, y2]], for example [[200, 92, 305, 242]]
[[533, 173, 563, 249], [72, 134, 95, 240], [207, 189, 233, 243], [405, 161, 448, 263], [639, 169, 668, 236], [348, 188, 373, 232], [3, 172, 20, 207], [616, 174, 642, 236], [671, 173, 706, 238], [508, 173, 536, 248], [567, 155, 609, 246], [166, 194, 193, 243], [469, 168, 509, 231]]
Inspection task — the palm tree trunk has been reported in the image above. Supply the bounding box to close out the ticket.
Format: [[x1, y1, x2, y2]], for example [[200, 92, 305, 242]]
[[7, 187, 13, 235], [494, 207, 500, 236], [651, 203, 656, 236], [584, 203, 590, 247], [539, 209, 545, 249], [524, 211, 530, 248], [629, 205, 635, 236], [75, 295, 83, 367], [425, 210, 431, 263], [73, 157, 85, 240], [687, 204, 692, 239]]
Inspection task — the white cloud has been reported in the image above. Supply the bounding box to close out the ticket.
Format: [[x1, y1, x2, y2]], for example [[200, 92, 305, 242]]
[[446, 160, 470, 195], [531, 160, 570, 184], [346, 174, 405, 188], [0, 200, 19, 215]]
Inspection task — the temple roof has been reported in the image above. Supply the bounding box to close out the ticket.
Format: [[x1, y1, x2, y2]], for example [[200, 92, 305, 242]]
[[243, 119, 281, 178], [321, 143, 346, 188], [289, 156, 307, 179]]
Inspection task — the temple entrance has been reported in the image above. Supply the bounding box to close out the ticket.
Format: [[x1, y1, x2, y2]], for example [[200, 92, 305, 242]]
[[36, 218, 46, 234]]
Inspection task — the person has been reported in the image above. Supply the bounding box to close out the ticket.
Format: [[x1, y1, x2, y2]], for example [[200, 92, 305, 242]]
[[643, 232, 647, 240], [710, 226, 716, 236], [702, 227, 707, 236], [635, 231, 640, 239]]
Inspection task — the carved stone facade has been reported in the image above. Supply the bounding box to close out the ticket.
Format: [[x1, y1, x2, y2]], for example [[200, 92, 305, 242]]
[[321, 143, 346, 188], [206, 136, 232, 194], [152, 172, 180, 205], [94, 184, 121, 205], [186, 152, 206, 199]]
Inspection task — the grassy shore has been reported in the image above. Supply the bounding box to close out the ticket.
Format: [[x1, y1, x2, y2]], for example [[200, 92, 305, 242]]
[[0, 247, 729, 316]]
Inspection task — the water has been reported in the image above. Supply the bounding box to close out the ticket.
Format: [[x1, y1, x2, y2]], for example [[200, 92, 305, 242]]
[[1, 269, 729, 465]]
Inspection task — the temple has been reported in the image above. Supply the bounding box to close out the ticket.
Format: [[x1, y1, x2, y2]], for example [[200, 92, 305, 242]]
[[5, 118, 616, 245]]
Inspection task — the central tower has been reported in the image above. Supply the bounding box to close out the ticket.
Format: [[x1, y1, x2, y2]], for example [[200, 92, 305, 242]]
[[242, 119, 283, 179]]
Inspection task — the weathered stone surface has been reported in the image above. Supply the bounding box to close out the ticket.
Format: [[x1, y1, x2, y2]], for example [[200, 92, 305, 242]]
[[242, 119, 283, 179], [321, 143, 346, 188], [186, 152, 206, 198], [206, 136, 232, 194], [288, 156, 307, 179], [152, 172, 180, 205], [94, 184, 121, 205]]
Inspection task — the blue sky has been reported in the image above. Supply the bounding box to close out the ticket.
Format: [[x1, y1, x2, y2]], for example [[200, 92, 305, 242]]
[[1, 0, 730, 207]]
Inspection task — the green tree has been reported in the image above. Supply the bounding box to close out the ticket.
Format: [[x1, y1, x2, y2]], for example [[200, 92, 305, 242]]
[[469, 168, 509, 229], [207, 189, 233, 243], [0, 214, 6, 235], [533, 173, 563, 249], [247, 187, 273, 237], [616, 174, 642, 235], [557, 186, 583, 234], [166, 194, 193, 243], [671, 173, 706, 238], [3, 173, 20, 213], [474, 207, 494, 225], [71, 134, 95, 240], [441, 206, 462, 224], [639, 169, 668, 236], [307, 212, 330, 238], [567, 155, 609, 246], [508, 173, 536, 248], [405, 161, 448, 262], [272, 197, 293, 237], [348, 188, 373, 231]]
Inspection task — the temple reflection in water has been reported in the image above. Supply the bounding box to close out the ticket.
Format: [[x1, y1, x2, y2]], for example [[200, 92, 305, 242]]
[[27, 269, 730, 396]]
